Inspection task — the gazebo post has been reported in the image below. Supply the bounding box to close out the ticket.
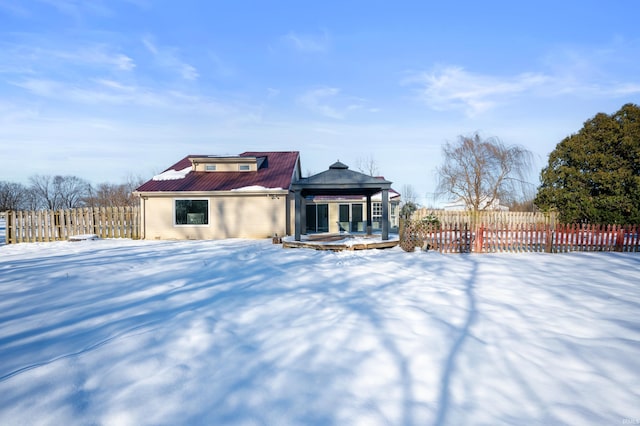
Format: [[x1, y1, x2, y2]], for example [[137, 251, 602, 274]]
[[366, 195, 372, 235], [301, 195, 307, 236], [382, 189, 389, 240], [294, 191, 302, 241]]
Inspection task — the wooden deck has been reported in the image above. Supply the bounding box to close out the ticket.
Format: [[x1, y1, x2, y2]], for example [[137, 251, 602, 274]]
[[282, 233, 399, 251]]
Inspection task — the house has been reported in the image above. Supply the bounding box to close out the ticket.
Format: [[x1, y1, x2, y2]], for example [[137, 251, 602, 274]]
[[442, 196, 510, 211], [134, 152, 302, 240], [134, 153, 401, 241]]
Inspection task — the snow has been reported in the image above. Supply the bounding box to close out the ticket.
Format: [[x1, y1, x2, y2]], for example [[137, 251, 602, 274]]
[[231, 185, 284, 192], [68, 234, 100, 241], [152, 166, 192, 181], [1, 238, 639, 425], [283, 234, 400, 247]]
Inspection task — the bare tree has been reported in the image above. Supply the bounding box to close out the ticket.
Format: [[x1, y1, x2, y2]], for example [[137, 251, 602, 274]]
[[88, 183, 136, 208], [0, 181, 29, 211], [399, 184, 419, 217], [86, 174, 145, 208], [55, 175, 91, 209], [355, 155, 380, 176], [29, 175, 91, 210], [124, 174, 146, 206], [436, 133, 533, 211], [507, 198, 537, 212], [29, 175, 58, 210], [401, 184, 418, 204]]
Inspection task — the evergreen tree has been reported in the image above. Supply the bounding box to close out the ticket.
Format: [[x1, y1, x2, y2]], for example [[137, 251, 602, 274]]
[[535, 103, 640, 224]]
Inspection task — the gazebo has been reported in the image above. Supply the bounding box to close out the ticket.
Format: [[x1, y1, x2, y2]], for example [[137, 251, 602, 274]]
[[290, 161, 392, 241]]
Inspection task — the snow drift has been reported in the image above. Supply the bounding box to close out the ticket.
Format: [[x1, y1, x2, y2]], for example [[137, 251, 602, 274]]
[[0, 238, 639, 425]]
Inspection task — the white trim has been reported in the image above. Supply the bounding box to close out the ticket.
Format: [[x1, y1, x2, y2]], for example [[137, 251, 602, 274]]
[[136, 189, 290, 198], [173, 198, 210, 227]]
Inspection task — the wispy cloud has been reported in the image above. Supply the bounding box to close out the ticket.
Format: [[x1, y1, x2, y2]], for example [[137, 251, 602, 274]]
[[540, 41, 640, 98], [61, 47, 136, 71], [0, 40, 135, 75], [0, 0, 31, 17], [207, 52, 234, 78], [283, 30, 330, 53], [609, 83, 640, 96], [36, 0, 115, 20], [0, 100, 41, 124], [142, 36, 199, 80], [297, 87, 377, 119], [12, 76, 229, 116], [404, 39, 640, 117], [405, 66, 549, 116], [298, 87, 342, 119]]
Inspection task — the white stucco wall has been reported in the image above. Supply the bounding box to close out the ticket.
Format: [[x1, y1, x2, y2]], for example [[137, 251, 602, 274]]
[[139, 192, 292, 240]]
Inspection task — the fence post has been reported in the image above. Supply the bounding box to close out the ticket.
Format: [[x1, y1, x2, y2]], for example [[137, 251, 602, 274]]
[[615, 226, 624, 252], [119, 206, 125, 238], [475, 224, 484, 253], [545, 224, 553, 253], [133, 206, 140, 239], [6, 211, 14, 244]]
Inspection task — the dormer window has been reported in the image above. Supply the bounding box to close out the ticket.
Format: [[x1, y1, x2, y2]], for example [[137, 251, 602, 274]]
[[188, 155, 259, 172]]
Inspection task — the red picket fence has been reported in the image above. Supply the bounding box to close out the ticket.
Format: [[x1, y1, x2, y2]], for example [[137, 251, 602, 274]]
[[400, 221, 640, 253]]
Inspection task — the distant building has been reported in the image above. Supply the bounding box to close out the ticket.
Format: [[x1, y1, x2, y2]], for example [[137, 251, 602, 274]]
[[442, 196, 509, 211]]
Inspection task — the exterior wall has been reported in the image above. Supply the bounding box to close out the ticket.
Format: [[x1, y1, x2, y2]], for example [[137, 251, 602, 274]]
[[140, 193, 290, 240]]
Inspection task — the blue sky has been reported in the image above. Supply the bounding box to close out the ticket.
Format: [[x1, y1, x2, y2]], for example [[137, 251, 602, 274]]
[[1, 0, 639, 206]]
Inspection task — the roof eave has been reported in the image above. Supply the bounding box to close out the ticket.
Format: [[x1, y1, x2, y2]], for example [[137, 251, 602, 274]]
[[134, 189, 290, 197]]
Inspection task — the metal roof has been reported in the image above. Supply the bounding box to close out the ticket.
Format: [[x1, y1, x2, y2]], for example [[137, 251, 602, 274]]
[[135, 151, 300, 193], [291, 161, 392, 196]]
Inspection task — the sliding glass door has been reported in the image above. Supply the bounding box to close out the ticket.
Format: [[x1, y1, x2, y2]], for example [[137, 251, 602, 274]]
[[306, 204, 329, 233]]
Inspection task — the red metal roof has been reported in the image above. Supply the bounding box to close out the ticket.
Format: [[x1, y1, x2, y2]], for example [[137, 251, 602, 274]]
[[136, 151, 300, 192]]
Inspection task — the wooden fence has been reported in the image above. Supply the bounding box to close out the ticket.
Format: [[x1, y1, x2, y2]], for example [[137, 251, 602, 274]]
[[399, 220, 640, 253], [4, 207, 140, 244], [411, 208, 556, 226]]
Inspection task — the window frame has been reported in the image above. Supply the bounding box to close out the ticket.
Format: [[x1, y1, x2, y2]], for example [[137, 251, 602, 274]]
[[372, 202, 383, 231], [173, 198, 210, 227]]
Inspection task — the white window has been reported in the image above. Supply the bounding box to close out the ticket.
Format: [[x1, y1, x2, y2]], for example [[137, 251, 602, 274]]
[[205, 165, 216, 171], [391, 203, 398, 227], [372, 202, 382, 218], [372, 202, 383, 230], [239, 164, 251, 171]]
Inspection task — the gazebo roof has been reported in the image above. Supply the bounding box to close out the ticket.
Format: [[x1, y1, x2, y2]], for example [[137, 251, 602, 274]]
[[291, 161, 392, 196]]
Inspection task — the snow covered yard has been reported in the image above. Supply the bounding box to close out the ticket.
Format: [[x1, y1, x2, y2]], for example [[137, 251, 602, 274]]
[[0, 238, 639, 426]]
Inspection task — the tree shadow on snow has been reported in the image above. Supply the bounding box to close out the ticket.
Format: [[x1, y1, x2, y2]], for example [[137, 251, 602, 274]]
[[432, 254, 479, 426]]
